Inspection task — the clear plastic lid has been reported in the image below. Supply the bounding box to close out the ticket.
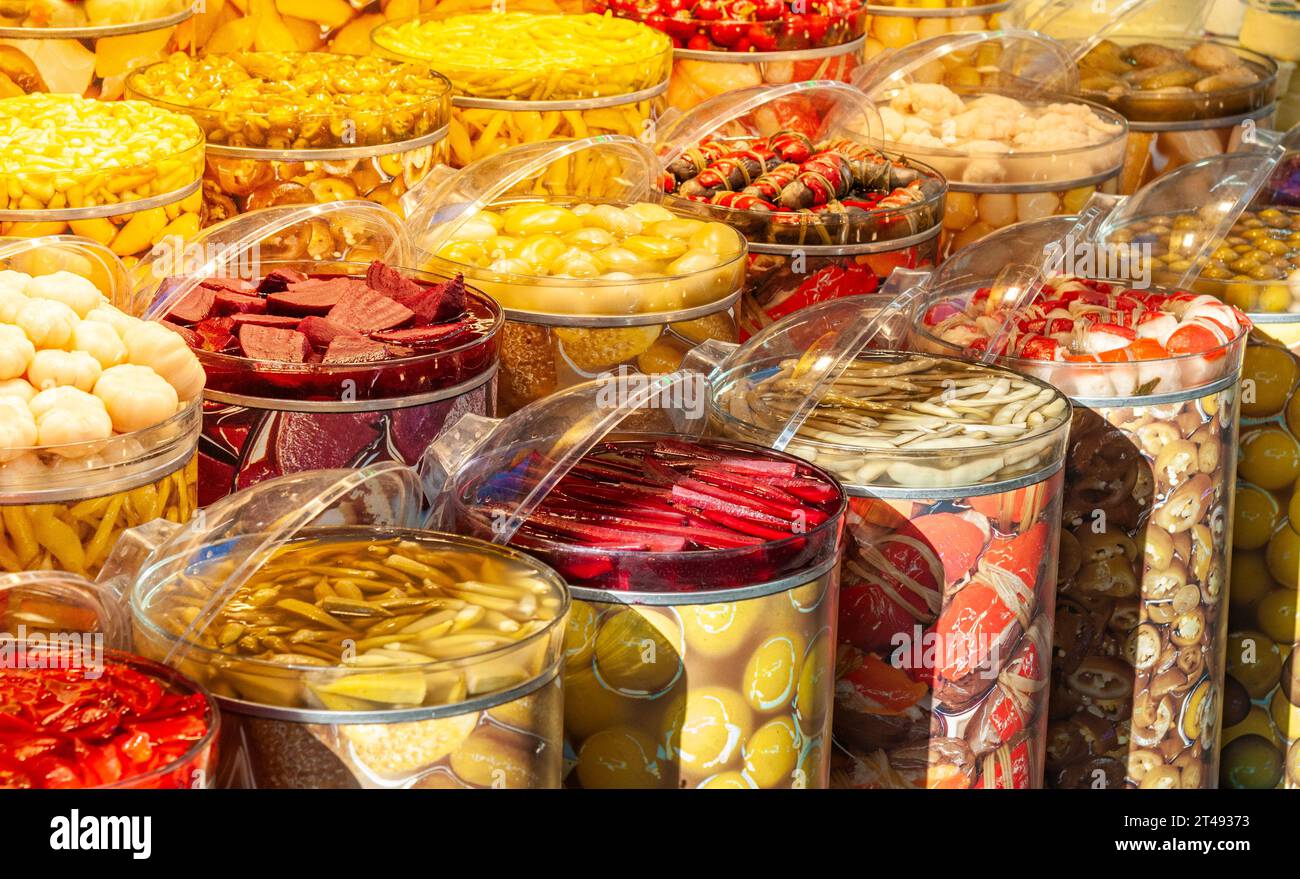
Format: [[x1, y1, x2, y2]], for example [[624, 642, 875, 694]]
[[0, 0, 191, 35], [428, 372, 846, 594], [407, 136, 747, 319], [0, 570, 128, 648], [852, 31, 1128, 188], [0, 234, 130, 309], [135, 200, 414, 321], [655, 81, 945, 247], [1010, 0, 1176, 55]]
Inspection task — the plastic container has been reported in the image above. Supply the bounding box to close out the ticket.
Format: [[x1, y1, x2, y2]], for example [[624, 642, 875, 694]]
[[1240, 0, 1300, 130], [854, 31, 1128, 258], [656, 81, 946, 336], [125, 52, 452, 226], [862, 0, 1008, 63], [136, 201, 502, 508], [0, 570, 218, 789], [0, 236, 202, 577], [410, 137, 746, 414], [117, 465, 568, 788], [0, 93, 205, 269], [700, 294, 1071, 788], [913, 225, 1250, 788], [372, 11, 670, 182], [0, 0, 193, 99], [430, 375, 848, 789]]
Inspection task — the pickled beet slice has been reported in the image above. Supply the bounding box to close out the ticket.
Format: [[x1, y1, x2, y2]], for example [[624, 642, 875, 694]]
[[230, 313, 301, 330], [161, 320, 200, 348], [366, 261, 424, 301], [298, 316, 360, 350], [268, 278, 368, 316], [323, 335, 387, 364], [714, 457, 798, 477], [697, 508, 798, 541], [765, 476, 841, 503], [239, 325, 310, 363], [212, 291, 268, 316], [167, 285, 214, 324], [395, 276, 468, 325], [194, 317, 237, 352], [519, 511, 688, 552], [678, 476, 811, 522], [653, 439, 722, 461], [670, 484, 795, 530], [257, 268, 306, 294], [370, 323, 472, 349], [200, 277, 257, 297], [326, 290, 413, 333]]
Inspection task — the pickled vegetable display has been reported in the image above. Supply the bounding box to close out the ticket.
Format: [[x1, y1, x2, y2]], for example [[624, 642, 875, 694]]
[[372, 12, 671, 183], [0, 0, 193, 99], [917, 276, 1248, 788], [156, 260, 501, 506], [1109, 206, 1300, 313], [426, 199, 744, 413], [1218, 331, 1300, 788], [126, 52, 452, 226], [870, 82, 1127, 257], [660, 106, 945, 335], [862, 0, 1007, 62], [0, 93, 205, 266], [453, 437, 847, 789], [132, 530, 567, 788], [1077, 39, 1278, 192], [0, 261, 203, 576], [588, 0, 865, 111], [712, 350, 1071, 787]]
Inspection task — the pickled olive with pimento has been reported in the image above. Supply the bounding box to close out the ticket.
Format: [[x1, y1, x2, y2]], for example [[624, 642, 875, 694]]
[[854, 32, 1128, 258], [710, 345, 1071, 788], [916, 274, 1249, 788], [373, 11, 670, 188], [1075, 39, 1278, 193], [125, 52, 452, 228], [131, 522, 568, 788], [0, 0, 192, 99], [452, 437, 846, 789], [0, 94, 204, 268], [656, 82, 945, 336]]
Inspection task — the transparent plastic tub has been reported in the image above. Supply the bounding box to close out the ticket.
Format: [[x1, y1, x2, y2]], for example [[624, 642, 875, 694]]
[[862, 0, 1008, 63], [705, 297, 1073, 788], [913, 222, 1250, 787], [429, 376, 848, 789], [136, 202, 501, 507], [0, 0, 193, 99], [656, 81, 946, 336], [117, 466, 568, 789], [373, 11, 670, 180], [0, 236, 202, 577], [0, 570, 217, 789], [854, 31, 1128, 258], [125, 52, 453, 226], [409, 137, 746, 414], [0, 93, 205, 268]]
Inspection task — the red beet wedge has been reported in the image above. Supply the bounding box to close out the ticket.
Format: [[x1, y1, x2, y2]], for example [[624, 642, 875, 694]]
[[240, 325, 310, 363]]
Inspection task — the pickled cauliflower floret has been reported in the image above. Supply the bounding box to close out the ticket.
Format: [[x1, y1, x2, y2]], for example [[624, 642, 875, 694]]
[[29, 387, 113, 452], [27, 349, 103, 393], [71, 320, 128, 369], [15, 298, 79, 350], [121, 321, 204, 402], [0, 396, 37, 463], [93, 364, 179, 434], [24, 271, 106, 318], [0, 324, 36, 381], [889, 83, 967, 121]]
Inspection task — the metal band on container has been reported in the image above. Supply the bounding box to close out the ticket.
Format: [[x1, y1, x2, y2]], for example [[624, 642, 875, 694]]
[[0, 449, 196, 506], [1067, 371, 1240, 409], [1127, 102, 1277, 133], [844, 459, 1065, 501], [676, 35, 866, 64], [745, 221, 941, 256], [0, 179, 200, 222], [203, 365, 496, 414], [212, 666, 559, 724], [0, 7, 193, 39], [570, 552, 841, 607], [452, 81, 668, 112], [946, 165, 1122, 195], [504, 289, 740, 329], [205, 124, 450, 163]]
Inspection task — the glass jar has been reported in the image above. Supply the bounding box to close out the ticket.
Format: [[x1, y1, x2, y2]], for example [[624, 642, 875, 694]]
[[0, 0, 193, 99], [125, 52, 453, 226]]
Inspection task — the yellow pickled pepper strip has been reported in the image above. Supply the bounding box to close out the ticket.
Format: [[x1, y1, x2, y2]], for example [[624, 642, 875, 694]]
[[0, 538, 22, 573], [29, 505, 86, 574], [85, 495, 125, 570], [2, 507, 39, 566]]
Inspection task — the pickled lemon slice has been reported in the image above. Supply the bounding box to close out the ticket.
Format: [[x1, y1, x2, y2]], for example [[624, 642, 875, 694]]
[[314, 671, 427, 705], [554, 325, 662, 373]]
